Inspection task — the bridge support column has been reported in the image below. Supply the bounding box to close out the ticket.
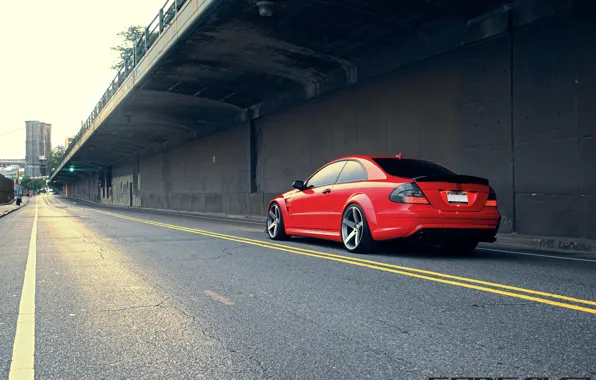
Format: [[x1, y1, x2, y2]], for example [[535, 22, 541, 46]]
[[249, 120, 257, 193], [133, 154, 140, 207]]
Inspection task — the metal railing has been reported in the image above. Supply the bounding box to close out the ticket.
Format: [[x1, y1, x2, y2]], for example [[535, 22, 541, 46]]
[[56, 0, 190, 174]]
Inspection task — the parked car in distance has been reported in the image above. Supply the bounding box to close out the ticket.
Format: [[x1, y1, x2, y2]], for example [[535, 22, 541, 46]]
[[266, 155, 500, 254]]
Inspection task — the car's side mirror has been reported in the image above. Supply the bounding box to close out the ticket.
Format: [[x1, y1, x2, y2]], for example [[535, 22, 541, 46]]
[[292, 180, 305, 190]]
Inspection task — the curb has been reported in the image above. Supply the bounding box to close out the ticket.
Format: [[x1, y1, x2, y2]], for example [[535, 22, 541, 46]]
[[67, 197, 267, 224], [66, 197, 595, 254], [0, 199, 29, 219], [492, 234, 596, 254]]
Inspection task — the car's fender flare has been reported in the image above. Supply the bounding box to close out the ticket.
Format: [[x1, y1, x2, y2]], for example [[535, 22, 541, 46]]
[[268, 197, 291, 222], [343, 193, 378, 230]]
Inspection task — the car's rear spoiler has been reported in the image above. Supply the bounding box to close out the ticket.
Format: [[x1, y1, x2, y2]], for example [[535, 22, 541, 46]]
[[412, 175, 489, 186]]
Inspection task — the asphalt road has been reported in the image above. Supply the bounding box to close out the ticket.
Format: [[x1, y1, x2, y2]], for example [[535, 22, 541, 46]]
[[1, 195, 595, 380]]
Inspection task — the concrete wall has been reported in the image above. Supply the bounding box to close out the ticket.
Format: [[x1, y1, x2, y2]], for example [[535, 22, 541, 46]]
[[70, 174, 98, 203], [255, 10, 596, 240], [256, 34, 516, 231], [0, 174, 14, 204], [511, 11, 596, 239], [70, 165, 139, 207], [69, 9, 596, 240], [137, 123, 257, 214], [111, 161, 137, 206]]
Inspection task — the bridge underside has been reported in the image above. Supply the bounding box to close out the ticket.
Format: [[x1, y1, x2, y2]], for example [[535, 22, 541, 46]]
[[55, 0, 562, 180], [58, 0, 596, 241]]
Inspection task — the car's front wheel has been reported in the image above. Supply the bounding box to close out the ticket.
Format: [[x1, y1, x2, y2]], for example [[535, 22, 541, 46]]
[[341, 204, 375, 253], [266, 202, 288, 240]]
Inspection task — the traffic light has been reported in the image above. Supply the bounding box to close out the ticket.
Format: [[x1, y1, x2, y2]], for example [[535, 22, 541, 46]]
[[69, 167, 74, 172]]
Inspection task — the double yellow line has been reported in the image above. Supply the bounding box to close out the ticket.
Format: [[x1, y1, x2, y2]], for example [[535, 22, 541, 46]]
[[92, 208, 596, 314]]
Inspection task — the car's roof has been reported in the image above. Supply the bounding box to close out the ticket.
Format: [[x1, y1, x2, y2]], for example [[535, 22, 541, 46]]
[[331, 155, 425, 161]]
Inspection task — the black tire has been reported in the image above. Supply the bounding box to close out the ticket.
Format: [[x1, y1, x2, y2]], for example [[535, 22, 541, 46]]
[[340, 203, 375, 253], [441, 239, 478, 255], [266, 202, 288, 240]]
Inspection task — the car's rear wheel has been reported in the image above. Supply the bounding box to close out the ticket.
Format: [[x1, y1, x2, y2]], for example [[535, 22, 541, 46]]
[[267, 202, 288, 240], [341, 204, 375, 253], [441, 239, 478, 255]]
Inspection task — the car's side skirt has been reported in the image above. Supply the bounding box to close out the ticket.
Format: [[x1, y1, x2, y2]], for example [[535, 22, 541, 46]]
[[285, 227, 342, 242]]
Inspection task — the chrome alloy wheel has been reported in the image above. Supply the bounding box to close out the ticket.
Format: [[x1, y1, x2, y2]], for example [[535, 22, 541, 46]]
[[267, 204, 281, 238], [341, 206, 364, 250]]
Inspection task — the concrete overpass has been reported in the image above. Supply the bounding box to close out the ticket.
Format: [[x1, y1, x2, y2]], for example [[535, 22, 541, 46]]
[[52, 0, 596, 242], [0, 159, 25, 167]]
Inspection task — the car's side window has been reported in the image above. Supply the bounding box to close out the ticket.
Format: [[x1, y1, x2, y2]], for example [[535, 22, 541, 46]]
[[336, 160, 368, 184], [306, 161, 346, 189]]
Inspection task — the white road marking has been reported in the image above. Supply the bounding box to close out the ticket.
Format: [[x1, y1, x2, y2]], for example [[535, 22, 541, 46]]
[[43, 196, 68, 215], [9, 198, 38, 379], [481, 247, 596, 263]]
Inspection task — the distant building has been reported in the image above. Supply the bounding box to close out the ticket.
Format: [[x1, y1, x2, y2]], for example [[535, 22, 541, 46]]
[[0, 165, 24, 180], [0, 174, 14, 204], [64, 136, 74, 149], [25, 120, 52, 177]]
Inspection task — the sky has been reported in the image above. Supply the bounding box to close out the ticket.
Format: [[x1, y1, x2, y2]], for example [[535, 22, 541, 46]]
[[0, 0, 166, 158]]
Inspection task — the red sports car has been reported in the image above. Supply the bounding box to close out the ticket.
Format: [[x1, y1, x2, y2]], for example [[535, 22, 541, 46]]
[[266, 155, 500, 254]]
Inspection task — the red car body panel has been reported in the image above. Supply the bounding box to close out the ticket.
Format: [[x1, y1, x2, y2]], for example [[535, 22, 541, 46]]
[[284, 186, 332, 230], [268, 155, 501, 243]]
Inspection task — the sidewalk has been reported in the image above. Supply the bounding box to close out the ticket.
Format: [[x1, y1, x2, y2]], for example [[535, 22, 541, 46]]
[[67, 196, 596, 254], [491, 233, 596, 254], [0, 197, 30, 219]]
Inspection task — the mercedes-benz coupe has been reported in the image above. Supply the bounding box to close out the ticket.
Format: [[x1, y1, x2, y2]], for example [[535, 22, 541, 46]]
[[266, 155, 500, 254]]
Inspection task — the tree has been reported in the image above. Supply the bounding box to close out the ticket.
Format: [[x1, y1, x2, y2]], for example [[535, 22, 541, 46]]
[[20, 177, 45, 194], [46, 147, 65, 176], [110, 25, 145, 71]]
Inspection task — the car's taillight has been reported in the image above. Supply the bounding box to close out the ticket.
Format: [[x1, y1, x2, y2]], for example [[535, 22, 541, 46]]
[[389, 183, 429, 204], [485, 187, 498, 207]]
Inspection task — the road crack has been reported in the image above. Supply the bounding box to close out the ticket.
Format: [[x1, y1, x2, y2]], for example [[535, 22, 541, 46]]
[[155, 299, 271, 378], [101, 300, 165, 313], [198, 326, 271, 379]]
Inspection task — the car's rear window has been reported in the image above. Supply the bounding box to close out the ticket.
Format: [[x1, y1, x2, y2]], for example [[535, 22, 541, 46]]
[[372, 158, 456, 178]]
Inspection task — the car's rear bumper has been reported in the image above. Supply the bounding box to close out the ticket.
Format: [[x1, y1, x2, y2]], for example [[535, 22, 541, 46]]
[[372, 211, 500, 242]]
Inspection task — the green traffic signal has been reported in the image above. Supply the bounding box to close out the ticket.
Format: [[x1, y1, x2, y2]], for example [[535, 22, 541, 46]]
[[69, 167, 74, 172]]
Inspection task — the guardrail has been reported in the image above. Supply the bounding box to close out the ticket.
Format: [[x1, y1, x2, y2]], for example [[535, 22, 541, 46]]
[[55, 0, 190, 175]]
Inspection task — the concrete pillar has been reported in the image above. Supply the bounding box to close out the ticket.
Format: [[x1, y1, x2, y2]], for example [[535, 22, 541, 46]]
[[249, 120, 257, 193], [161, 150, 171, 209], [133, 154, 140, 206]]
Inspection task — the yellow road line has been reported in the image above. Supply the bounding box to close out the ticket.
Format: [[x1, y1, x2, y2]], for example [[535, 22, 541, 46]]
[[92, 209, 596, 307], [9, 199, 38, 379], [90, 208, 596, 314], [126, 215, 596, 307]]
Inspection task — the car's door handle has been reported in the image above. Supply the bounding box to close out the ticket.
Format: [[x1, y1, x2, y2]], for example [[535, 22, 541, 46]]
[[322, 188, 331, 194]]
